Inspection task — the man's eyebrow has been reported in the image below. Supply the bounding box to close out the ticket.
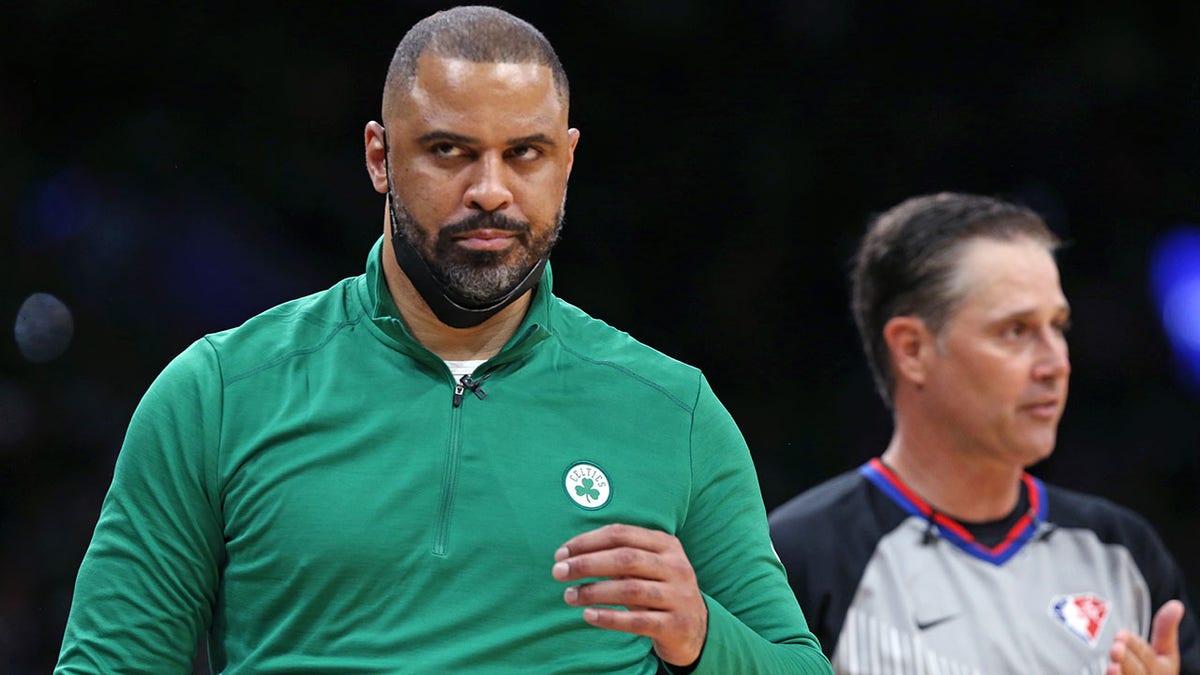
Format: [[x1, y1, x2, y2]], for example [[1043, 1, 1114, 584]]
[[507, 133, 557, 147], [995, 302, 1072, 321], [416, 131, 557, 148], [417, 131, 480, 145]]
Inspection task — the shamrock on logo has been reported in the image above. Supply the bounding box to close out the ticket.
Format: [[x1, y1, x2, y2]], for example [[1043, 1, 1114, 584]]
[[563, 462, 611, 510], [575, 477, 601, 502]]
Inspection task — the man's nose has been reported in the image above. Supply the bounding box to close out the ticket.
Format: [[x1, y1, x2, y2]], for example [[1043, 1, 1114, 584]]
[[463, 154, 513, 213], [1032, 331, 1071, 382]]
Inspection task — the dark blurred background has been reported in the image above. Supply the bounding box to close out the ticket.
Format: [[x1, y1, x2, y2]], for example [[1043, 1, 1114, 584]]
[[4, 1, 1199, 671]]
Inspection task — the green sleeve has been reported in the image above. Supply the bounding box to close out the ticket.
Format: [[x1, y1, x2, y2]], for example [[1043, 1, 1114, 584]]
[[56, 339, 225, 674], [669, 375, 832, 674]]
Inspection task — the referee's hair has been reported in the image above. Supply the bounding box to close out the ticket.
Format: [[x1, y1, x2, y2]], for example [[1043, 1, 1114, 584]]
[[851, 192, 1059, 409]]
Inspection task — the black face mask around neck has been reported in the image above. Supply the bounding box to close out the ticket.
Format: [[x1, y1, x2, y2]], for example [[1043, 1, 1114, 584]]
[[386, 195, 547, 328]]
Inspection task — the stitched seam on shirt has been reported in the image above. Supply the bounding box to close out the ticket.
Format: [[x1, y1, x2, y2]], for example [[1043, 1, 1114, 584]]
[[548, 327, 694, 413], [685, 370, 701, 524], [202, 336, 227, 523], [224, 315, 363, 384]]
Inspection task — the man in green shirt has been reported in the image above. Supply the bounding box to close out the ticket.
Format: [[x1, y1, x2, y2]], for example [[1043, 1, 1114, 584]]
[[56, 6, 830, 673]]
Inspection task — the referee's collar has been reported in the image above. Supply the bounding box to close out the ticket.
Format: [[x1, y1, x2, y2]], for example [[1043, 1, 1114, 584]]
[[861, 458, 1048, 566]]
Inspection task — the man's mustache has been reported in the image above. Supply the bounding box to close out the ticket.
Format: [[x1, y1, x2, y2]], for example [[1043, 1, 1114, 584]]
[[439, 212, 532, 239]]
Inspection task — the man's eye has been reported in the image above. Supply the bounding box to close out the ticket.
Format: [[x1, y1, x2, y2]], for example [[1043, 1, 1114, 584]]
[[1004, 323, 1027, 338], [508, 145, 541, 160], [431, 143, 462, 157]]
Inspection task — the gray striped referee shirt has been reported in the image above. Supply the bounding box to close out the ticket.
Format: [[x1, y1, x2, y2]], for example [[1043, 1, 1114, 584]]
[[769, 459, 1200, 674]]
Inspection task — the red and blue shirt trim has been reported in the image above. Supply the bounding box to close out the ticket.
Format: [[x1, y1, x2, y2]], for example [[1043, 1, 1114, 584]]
[[860, 458, 1047, 566]]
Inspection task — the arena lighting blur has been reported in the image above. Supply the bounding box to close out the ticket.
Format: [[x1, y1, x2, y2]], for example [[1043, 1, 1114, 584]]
[[1149, 224, 1200, 393], [14, 292, 74, 363]]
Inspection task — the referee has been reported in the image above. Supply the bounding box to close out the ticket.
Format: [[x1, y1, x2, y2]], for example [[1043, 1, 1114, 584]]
[[770, 192, 1199, 674]]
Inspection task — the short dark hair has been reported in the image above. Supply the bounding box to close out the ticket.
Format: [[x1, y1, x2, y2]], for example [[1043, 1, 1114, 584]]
[[851, 192, 1060, 408], [382, 6, 569, 121]]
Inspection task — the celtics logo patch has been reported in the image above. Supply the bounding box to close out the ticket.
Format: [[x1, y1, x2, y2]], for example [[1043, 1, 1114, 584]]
[[563, 461, 611, 510]]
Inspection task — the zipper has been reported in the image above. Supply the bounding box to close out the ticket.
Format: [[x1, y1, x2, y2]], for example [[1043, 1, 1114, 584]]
[[434, 396, 463, 557], [435, 372, 493, 556]]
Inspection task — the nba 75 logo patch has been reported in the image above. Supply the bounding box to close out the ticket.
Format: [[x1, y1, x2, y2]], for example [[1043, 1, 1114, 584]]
[[563, 461, 611, 510], [1050, 593, 1109, 646]]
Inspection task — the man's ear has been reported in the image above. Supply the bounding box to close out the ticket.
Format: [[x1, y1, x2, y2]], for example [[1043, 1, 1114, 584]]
[[883, 316, 934, 388], [364, 121, 389, 195], [564, 127, 580, 179]]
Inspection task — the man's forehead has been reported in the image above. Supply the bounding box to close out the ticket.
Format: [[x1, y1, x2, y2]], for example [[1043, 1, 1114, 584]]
[[953, 237, 1066, 313], [403, 54, 559, 104]]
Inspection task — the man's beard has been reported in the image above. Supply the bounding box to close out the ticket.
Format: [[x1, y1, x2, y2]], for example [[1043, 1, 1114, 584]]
[[391, 200, 563, 308]]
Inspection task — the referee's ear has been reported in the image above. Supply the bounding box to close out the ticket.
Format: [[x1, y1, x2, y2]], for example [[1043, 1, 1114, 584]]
[[884, 315, 934, 390]]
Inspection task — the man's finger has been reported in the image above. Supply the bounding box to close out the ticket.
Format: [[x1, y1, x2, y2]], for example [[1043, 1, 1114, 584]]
[[1120, 633, 1155, 673], [1107, 637, 1127, 675], [565, 578, 671, 610], [581, 606, 673, 640], [581, 605, 707, 667], [1110, 634, 1151, 675], [1150, 599, 1184, 658], [552, 546, 665, 583], [555, 523, 677, 559]]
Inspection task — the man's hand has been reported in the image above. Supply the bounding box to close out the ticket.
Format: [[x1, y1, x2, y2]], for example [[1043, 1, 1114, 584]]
[[1107, 599, 1184, 675], [552, 523, 708, 668]]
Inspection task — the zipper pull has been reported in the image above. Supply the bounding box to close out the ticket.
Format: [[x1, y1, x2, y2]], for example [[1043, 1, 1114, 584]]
[[452, 383, 465, 407], [460, 374, 489, 401]]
